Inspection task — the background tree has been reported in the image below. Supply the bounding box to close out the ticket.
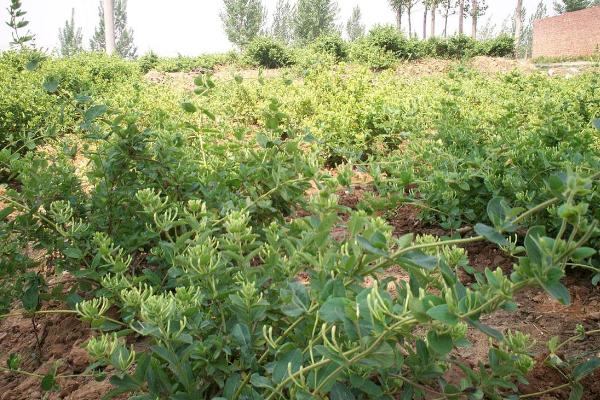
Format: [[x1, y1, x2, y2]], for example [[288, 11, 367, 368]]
[[514, 0, 525, 57], [220, 0, 266, 48], [441, 0, 456, 37], [7, 0, 35, 48], [553, 0, 592, 13], [293, 0, 339, 43], [458, 0, 465, 34], [429, 0, 443, 37], [422, 1, 429, 39], [405, 0, 417, 37], [465, 0, 487, 39], [522, 0, 547, 57], [477, 15, 497, 39], [514, 0, 524, 47], [58, 8, 83, 57], [271, 0, 294, 44], [389, 0, 404, 31], [471, 0, 478, 38], [91, 0, 137, 58], [346, 5, 365, 41]]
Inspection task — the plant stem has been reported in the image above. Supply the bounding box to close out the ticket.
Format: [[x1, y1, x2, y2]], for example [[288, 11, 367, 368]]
[[520, 382, 571, 398], [0, 309, 127, 327], [0, 366, 96, 379]]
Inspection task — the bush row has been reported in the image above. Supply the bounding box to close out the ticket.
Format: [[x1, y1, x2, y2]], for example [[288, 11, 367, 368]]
[[132, 26, 515, 73], [245, 26, 515, 70]]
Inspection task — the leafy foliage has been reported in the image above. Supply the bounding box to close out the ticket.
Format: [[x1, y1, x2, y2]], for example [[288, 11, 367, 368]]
[[58, 8, 84, 57], [221, 0, 267, 48], [271, 0, 294, 45], [293, 0, 339, 44], [1, 49, 599, 400], [346, 5, 365, 42], [6, 0, 35, 49], [245, 37, 292, 68]]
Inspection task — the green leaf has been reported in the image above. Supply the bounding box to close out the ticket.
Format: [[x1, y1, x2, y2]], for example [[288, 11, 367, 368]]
[[541, 280, 570, 305], [85, 104, 108, 123], [426, 304, 458, 326], [427, 331, 453, 355], [63, 246, 83, 259], [349, 375, 383, 397], [572, 357, 600, 381], [357, 235, 388, 257], [486, 197, 507, 228], [569, 382, 583, 400], [202, 108, 215, 120], [25, 58, 40, 71], [547, 173, 567, 196], [42, 76, 59, 93], [571, 247, 596, 260], [524, 226, 546, 267], [272, 349, 302, 383], [359, 341, 396, 368], [7, 354, 21, 371], [41, 373, 57, 391], [232, 323, 251, 349], [0, 206, 15, 221], [400, 251, 438, 271], [475, 223, 508, 246], [250, 374, 272, 389], [320, 297, 353, 323], [330, 382, 356, 400], [150, 345, 179, 366], [21, 284, 40, 312], [223, 374, 241, 399], [466, 318, 504, 341], [181, 102, 197, 113]]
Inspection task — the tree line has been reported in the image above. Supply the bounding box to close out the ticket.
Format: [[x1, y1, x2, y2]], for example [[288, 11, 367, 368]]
[[221, 0, 600, 51], [6, 0, 600, 59]]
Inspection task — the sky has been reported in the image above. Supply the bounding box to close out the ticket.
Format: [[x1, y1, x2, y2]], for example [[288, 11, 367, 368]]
[[0, 0, 557, 56]]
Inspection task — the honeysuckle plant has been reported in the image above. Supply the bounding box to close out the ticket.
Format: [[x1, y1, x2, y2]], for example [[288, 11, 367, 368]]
[[38, 170, 593, 400], [1, 67, 599, 400]]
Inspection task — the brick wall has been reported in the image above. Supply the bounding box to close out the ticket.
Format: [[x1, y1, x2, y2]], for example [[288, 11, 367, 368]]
[[532, 6, 600, 58]]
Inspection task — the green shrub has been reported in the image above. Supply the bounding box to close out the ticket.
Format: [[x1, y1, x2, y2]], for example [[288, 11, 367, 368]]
[[138, 51, 159, 73], [446, 35, 478, 58], [292, 47, 337, 72], [350, 25, 420, 69], [245, 37, 292, 68], [153, 54, 229, 73], [364, 25, 409, 56], [350, 41, 399, 70], [312, 34, 348, 61], [478, 34, 515, 58]]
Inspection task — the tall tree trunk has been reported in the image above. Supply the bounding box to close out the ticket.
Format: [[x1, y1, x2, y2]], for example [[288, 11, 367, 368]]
[[423, 5, 428, 39], [458, 0, 464, 35], [104, 0, 116, 55], [408, 5, 413, 37], [443, 0, 450, 37], [396, 8, 402, 31], [471, 0, 478, 39], [431, 5, 436, 37], [514, 0, 523, 57]]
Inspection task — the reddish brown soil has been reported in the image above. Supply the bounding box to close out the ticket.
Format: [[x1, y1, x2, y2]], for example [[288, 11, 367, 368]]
[[386, 198, 600, 400], [0, 302, 119, 400]]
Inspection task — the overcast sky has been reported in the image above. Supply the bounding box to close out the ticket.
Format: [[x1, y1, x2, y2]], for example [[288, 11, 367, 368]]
[[0, 0, 556, 56]]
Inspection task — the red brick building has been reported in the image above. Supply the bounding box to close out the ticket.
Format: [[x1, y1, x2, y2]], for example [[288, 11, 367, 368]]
[[532, 6, 600, 58]]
